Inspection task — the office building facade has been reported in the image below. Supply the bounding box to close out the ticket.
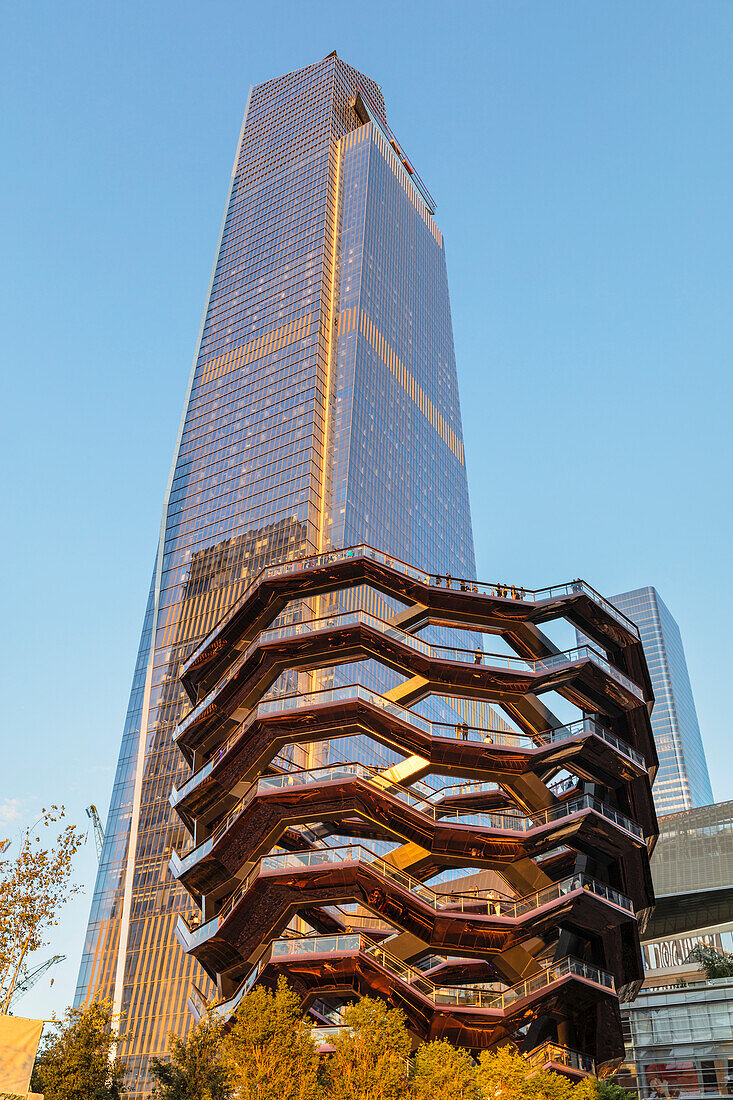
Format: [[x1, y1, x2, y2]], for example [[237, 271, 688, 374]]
[[77, 53, 657, 1088], [623, 978, 733, 1099], [620, 802, 733, 1098], [609, 588, 712, 814], [76, 54, 486, 1089]]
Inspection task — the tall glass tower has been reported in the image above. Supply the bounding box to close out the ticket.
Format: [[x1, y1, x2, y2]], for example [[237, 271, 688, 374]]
[[76, 53, 485, 1088], [608, 587, 712, 814]]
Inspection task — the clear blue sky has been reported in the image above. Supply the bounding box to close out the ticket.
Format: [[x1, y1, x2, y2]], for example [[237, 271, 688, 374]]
[[2, 0, 731, 1022]]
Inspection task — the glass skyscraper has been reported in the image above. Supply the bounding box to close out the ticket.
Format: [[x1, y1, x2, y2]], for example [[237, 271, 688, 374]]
[[608, 587, 712, 815], [75, 53, 487, 1089]]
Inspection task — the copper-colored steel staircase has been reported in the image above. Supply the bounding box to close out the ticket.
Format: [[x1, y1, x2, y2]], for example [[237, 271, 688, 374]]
[[171, 546, 658, 1072]]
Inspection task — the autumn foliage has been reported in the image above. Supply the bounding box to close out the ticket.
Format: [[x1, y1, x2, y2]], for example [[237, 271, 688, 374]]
[[30, 1000, 126, 1100], [144, 984, 629, 1100], [219, 977, 321, 1100], [0, 805, 84, 1014]]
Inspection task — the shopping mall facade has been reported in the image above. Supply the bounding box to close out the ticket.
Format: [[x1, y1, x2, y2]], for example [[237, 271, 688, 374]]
[[621, 801, 733, 1098]]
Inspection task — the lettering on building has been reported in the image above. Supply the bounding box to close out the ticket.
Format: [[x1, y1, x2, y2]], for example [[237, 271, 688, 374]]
[[643, 933, 722, 970]]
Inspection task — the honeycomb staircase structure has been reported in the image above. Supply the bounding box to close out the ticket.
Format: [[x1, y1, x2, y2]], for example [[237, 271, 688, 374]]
[[171, 545, 658, 1071]]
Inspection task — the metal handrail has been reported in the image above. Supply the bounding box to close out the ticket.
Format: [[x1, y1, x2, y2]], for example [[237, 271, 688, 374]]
[[268, 932, 616, 1008], [172, 758, 644, 877], [526, 1042, 596, 1074], [180, 839, 634, 939], [170, 682, 645, 809], [251, 765, 643, 836], [179, 608, 643, 734], [181, 544, 640, 682], [204, 935, 612, 1025], [258, 610, 642, 696]]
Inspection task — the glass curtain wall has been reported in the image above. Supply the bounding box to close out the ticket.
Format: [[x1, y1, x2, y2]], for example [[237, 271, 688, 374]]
[[75, 54, 483, 1091], [610, 587, 712, 814]]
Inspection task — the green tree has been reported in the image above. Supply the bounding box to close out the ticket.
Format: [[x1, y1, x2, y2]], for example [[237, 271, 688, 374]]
[[686, 943, 733, 979], [412, 1038, 480, 1100], [149, 1010, 229, 1100], [591, 1080, 639, 1100], [30, 1001, 125, 1100], [477, 1044, 576, 1100], [221, 976, 320, 1100], [323, 997, 411, 1100], [571, 1077, 600, 1100], [0, 807, 84, 1012]]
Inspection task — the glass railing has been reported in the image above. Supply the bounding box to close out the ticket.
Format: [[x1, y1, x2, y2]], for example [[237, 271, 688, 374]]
[[430, 714, 643, 766], [211, 936, 611, 1025], [170, 723, 291, 803], [172, 724, 645, 874], [210, 944, 269, 1020], [432, 794, 644, 840], [273, 932, 362, 957], [310, 999, 344, 1025], [257, 850, 634, 919], [184, 838, 634, 944], [509, 874, 633, 918], [407, 951, 454, 973], [323, 905, 394, 933], [171, 780, 260, 876], [256, 686, 643, 765], [182, 544, 640, 681], [258, 762, 373, 792], [527, 1042, 596, 1074], [176, 756, 644, 875], [210, 962, 605, 1046], [174, 764, 337, 874], [267, 932, 615, 1009], [311, 1025, 348, 1044], [256, 767, 644, 839], [172, 682, 645, 809], [187, 983, 209, 1022], [550, 719, 644, 767], [183, 607, 643, 724], [180, 546, 429, 677], [173, 765, 376, 874], [170, 737, 233, 798], [171, 683, 454, 802]]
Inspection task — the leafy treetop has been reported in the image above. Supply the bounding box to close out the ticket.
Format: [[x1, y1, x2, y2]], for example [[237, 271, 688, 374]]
[[30, 1000, 125, 1100], [149, 1010, 229, 1100], [0, 805, 84, 1014], [220, 976, 321, 1100], [686, 943, 733, 979]]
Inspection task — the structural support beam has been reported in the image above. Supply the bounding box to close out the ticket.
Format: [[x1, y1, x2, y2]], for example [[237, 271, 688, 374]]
[[383, 676, 430, 707]]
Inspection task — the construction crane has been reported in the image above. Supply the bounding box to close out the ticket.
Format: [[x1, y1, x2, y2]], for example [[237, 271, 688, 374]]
[[86, 804, 104, 860], [11, 955, 66, 1007]]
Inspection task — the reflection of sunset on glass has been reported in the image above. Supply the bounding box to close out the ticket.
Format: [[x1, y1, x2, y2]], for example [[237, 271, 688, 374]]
[[4, 6, 731, 1096]]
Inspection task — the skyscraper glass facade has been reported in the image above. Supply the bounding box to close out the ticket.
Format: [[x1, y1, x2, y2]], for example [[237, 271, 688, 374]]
[[75, 54, 486, 1090], [609, 587, 712, 814]]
